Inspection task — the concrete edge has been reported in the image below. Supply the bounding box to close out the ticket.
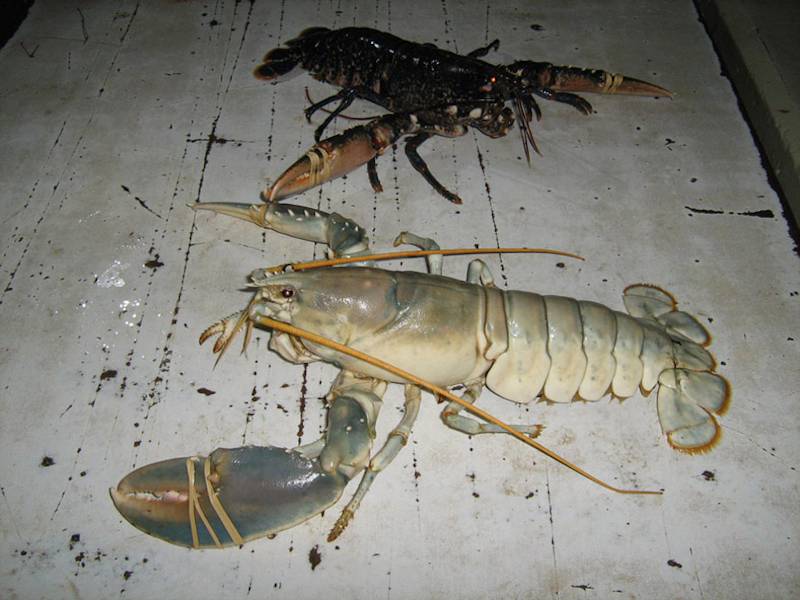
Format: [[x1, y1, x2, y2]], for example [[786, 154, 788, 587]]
[[695, 0, 800, 230]]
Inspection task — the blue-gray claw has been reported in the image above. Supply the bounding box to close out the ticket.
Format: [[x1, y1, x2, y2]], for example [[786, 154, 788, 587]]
[[111, 446, 348, 548]]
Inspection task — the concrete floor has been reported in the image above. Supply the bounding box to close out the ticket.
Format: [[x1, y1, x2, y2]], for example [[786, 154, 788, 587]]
[[1, 1, 798, 599]]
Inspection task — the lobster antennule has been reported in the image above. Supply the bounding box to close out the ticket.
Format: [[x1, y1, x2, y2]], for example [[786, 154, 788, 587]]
[[513, 95, 540, 163], [524, 94, 541, 122]]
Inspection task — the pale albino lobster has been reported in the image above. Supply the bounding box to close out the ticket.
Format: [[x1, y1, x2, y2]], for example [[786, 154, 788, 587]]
[[111, 200, 729, 548], [254, 27, 672, 204]]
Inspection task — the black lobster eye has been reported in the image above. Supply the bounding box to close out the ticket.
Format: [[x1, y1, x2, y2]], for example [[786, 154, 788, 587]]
[[281, 288, 294, 298]]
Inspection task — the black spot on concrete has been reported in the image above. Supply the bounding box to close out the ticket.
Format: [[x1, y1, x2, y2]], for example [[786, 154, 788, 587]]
[[737, 209, 774, 218], [197, 387, 216, 396], [667, 559, 683, 568], [309, 545, 321, 570], [685, 206, 723, 215], [100, 369, 118, 380], [41, 456, 55, 467], [702, 470, 715, 481], [685, 206, 775, 218]]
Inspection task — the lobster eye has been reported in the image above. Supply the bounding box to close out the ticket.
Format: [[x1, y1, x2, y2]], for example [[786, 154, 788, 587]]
[[281, 288, 294, 298], [479, 76, 497, 93]]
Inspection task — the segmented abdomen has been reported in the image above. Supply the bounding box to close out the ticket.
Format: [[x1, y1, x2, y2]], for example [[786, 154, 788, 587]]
[[485, 286, 715, 404], [485, 284, 729, 452]]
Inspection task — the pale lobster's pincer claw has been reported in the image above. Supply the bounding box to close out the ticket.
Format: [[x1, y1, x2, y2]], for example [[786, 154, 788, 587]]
[[110, 446, 348, 548], [265, 114, 412, 202], [512, 61, 672, 99]]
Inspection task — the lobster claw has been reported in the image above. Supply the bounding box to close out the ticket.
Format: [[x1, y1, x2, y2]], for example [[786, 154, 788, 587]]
[[512, 61, 673, 98], [111, 446, 348, 548], [266, 114, 413, 202]]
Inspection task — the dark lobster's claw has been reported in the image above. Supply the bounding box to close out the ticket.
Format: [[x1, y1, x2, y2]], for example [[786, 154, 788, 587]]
[[265, 114, 413, 202], [111, 446, 348, 548], [511, 61, 673, 98]]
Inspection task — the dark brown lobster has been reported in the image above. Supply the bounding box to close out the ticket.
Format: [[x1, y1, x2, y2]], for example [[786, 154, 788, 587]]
[[256, 27, 671, 204]]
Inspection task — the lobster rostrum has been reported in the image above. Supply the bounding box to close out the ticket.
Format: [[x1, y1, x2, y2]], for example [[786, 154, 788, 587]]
[[255, 27, 672, 204], [111, 201, 729, 549]]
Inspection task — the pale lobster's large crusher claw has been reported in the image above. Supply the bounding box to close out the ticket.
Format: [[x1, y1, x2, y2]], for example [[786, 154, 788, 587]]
[[111, 446, 352, 548], [112, 382, 375, 548]]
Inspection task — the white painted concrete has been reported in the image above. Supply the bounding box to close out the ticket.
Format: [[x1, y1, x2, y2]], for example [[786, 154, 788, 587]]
[[1, 1, 798, 598]]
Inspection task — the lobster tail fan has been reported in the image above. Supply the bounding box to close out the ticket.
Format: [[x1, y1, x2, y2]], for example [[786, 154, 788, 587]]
[[657, 369, 730, 453], [620, 284, 729, 452], [623, 285, 711, 345], [254, 47, 299, 80]]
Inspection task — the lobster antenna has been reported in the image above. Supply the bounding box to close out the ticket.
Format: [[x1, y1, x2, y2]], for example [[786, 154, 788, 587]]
[[264, 247, 585, 274], [514, 95, 540, 160], [305, 88, 378, 121], [249, 315, 663, 496]]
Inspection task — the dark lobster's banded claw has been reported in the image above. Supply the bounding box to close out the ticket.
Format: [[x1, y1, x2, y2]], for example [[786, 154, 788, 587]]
[[266, 114, 414, 202], [111, 446, 348, 549], [512, 61, 672, 98], [267, 129, 382, 202], [552, 71, 673, 97]]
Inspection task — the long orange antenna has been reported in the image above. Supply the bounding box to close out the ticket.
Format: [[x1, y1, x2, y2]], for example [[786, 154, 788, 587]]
[[265, 247, 584, 274], [250, 315, 662, 496]]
